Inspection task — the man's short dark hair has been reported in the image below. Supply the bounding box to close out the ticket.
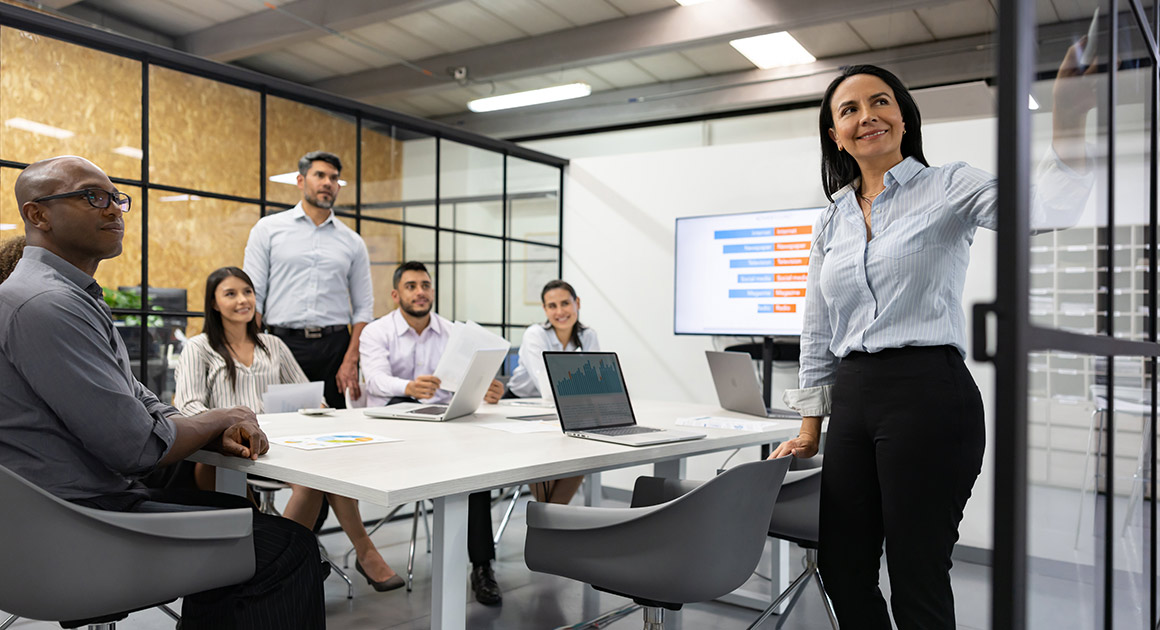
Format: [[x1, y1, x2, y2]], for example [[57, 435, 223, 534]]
[[298, 151, 342, 176], [393, 261, 429, 289]]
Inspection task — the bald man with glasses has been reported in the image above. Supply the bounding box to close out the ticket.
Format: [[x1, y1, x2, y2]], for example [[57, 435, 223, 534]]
[[0, 156, 326, 629]]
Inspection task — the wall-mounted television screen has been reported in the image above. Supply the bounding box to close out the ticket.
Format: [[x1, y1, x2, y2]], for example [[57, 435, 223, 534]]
[[674, 207, 827, 336]]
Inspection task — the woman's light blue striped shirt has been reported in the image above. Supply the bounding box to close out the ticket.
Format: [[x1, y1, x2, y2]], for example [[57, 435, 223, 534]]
[[784, 155, 1092, 417]]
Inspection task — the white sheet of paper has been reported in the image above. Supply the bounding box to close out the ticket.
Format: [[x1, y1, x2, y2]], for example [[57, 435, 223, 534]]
[[476, 421, 560, 434], [433, 321, 510, 391], [262, 381, 325, 413], [675, 416, 796, 432], [272, 432, 401, 450]]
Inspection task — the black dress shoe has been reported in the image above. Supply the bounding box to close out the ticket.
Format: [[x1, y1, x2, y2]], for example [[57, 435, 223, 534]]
[[355, 560, 406, 592], [471, 563, 503, 606]]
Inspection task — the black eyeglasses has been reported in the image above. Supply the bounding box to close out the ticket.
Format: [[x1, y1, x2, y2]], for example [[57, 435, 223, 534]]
[[33, 188, 132, 213]]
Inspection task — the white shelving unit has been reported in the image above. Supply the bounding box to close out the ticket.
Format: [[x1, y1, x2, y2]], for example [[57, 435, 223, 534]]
[[1027, 225, 1153, 494]]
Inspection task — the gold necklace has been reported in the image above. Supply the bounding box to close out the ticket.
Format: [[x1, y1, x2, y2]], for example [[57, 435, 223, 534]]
[[858, 188, 884, 205]]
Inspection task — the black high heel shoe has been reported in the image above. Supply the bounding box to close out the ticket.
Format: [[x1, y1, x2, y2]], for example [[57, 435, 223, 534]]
[[355, 560, 405, 592]]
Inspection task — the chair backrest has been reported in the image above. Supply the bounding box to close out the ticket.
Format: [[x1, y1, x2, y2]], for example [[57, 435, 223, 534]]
[[0, 464, 255, 623], [768, 455, 823, 546], [527, 456, 791, 605]]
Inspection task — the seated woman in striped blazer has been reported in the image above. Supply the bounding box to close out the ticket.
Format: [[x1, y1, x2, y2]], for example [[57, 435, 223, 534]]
[[175, 266, 404, 592]]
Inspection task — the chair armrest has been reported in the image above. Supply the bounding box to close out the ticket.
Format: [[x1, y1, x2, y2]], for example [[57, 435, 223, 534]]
[[527, 502, 663, 531], [80, 506, 253, 540]]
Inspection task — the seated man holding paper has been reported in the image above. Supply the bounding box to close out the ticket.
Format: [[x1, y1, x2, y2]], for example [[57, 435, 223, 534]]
[[360, 261, 505, 605]]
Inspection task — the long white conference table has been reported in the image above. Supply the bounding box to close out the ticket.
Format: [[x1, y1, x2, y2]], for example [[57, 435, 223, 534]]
[[190, 399, 800, 630]]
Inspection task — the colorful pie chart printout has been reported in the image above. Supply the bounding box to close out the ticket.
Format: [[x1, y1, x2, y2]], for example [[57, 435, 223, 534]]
[[272, 433, 401, 450]]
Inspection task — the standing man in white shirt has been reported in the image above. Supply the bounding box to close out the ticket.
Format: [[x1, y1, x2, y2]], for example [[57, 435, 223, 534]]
[[243, 151, 372, 411], [360, 261, 505, 606]]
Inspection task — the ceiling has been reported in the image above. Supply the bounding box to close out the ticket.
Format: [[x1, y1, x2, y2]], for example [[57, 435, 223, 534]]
[[26, 0, 1124, 139]]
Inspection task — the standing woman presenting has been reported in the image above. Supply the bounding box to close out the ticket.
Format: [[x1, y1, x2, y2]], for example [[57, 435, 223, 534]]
[[771, 53, 1094, 629]]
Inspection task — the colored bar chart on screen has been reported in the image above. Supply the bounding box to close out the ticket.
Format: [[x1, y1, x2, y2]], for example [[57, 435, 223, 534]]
[[555, 358, 625, 396]]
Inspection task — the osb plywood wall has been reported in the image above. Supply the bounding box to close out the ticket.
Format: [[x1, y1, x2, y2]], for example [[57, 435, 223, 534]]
[[0, 27, 407, 332], [0, 27, 142, 180]]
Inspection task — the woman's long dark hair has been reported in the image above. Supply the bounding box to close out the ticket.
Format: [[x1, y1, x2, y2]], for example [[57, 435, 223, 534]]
[[540, 279, 586, 350], [204, 266, 267, 390], [819, 64, 929, 202]]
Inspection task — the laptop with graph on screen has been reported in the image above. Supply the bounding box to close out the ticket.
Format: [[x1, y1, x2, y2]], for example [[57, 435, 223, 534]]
[[543, 351, 704, 447]]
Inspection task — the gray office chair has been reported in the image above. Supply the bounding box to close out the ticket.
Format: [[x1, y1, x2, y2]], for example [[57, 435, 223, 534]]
[[747, 455, 838, 629], [524, 457, 792, 630], [0, 463, 254, 629]]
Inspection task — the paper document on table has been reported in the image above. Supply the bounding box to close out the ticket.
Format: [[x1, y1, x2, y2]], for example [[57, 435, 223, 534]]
[[675, 416, 795, 432], [272, 432, 401, 450], [433, 321, 510, 391], [262, 381, 325, 413], [476, 421, 559, 434]]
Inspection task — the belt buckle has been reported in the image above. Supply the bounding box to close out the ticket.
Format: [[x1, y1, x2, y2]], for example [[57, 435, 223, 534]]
[[304, 326, 323, 339]]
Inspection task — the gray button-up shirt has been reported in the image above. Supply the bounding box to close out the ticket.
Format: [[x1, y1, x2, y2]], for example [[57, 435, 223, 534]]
[[0, 246, 177, 500]]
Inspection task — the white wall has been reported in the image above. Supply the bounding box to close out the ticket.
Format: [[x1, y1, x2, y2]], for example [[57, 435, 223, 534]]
[[530, 114, 1001, 551]]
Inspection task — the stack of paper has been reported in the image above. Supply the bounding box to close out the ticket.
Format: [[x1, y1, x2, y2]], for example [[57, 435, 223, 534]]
[[262, 381, 325, 413], [434, 321, 510, 391]]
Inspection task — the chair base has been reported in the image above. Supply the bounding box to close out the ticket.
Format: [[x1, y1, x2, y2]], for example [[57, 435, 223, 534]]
[[747, 548, 838, 630]]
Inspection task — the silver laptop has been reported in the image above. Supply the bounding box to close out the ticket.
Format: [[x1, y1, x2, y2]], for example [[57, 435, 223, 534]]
[[706, 350, 800, 419], [543, 351, 704, 447], [364, 348, 507, 421]]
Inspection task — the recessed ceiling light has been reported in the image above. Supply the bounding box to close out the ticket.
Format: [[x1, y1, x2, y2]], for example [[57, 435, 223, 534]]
[[269, 171, 347, 187], [467, 83, 592, 113], [729, 32, 816, 69], [113, 146, 144, 160], [4, 118, 74, 139]]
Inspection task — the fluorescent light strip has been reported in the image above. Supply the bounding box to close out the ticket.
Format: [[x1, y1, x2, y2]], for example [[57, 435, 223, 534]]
[[729, 32, 815, 69], [674, 0, 715, 5], [467, 83, 592, 113], [5, 117, 74, 139], [269, 171, 347, 187], [113, 146, 144, 160], [159, 194, 201, 202], [0, 223, 17, 231]]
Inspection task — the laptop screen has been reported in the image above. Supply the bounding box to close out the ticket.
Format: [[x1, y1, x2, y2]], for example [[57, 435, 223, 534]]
[[543, 352, 637, 431]]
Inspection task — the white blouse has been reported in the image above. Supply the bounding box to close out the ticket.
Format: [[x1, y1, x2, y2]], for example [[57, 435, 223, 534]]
[[508, 323, 600, 398], [174, 332, 308, 415]]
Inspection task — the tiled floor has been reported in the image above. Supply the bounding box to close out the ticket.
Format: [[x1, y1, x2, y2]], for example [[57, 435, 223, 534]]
[[1, 485, 1152, 629]]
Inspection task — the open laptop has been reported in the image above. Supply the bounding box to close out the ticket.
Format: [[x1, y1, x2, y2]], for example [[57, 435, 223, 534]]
[[543, 351, 704, 447], [364, 348, 507, 421], [706, 350, 800, 419]]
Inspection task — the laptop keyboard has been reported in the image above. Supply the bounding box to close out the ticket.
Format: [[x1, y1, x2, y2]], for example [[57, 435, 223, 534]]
[[588, 425, 663, 436]]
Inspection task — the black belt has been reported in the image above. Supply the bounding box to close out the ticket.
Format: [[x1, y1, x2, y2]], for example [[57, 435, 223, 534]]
[[267, 324, 347, 339]]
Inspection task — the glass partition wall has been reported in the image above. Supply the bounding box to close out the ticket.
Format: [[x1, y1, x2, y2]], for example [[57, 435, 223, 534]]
[[0, 4, 566, 403], [988, 1, 1160, 628]]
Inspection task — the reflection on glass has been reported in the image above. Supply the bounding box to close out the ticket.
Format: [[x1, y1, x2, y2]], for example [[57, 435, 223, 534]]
[[0, 27, 142, 181], [147, 192, 261, 334], [508, 157, 560, 244], [403, 225, 436, 261], [440, 140, 503, 236], [436, 262, 502, 324], [150, 66, 259, 198], [362, 218, 403, 318], [266, 96, 358, 208]]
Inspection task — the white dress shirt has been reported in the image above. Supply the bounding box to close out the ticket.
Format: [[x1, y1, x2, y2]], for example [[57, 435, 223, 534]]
[[508, 323, 600, 398], [360, 309, 453, 406], [243, 202, 374, 328]]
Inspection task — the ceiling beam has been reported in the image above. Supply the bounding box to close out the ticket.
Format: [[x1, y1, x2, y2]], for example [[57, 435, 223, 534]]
[[177, 0, 461, 62], [431, 20, 1099, 140], [311, 0, 962, 102]]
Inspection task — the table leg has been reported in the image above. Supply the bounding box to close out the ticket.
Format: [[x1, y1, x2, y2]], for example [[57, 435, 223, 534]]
[[215, 466, 247, 496], [431, 493, 469, 630], [584, 473, 602, 507], [653, 457, 685, 479]]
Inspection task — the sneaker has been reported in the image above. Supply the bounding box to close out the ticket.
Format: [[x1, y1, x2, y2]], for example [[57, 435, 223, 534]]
[[470, 563, 502, 606]]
